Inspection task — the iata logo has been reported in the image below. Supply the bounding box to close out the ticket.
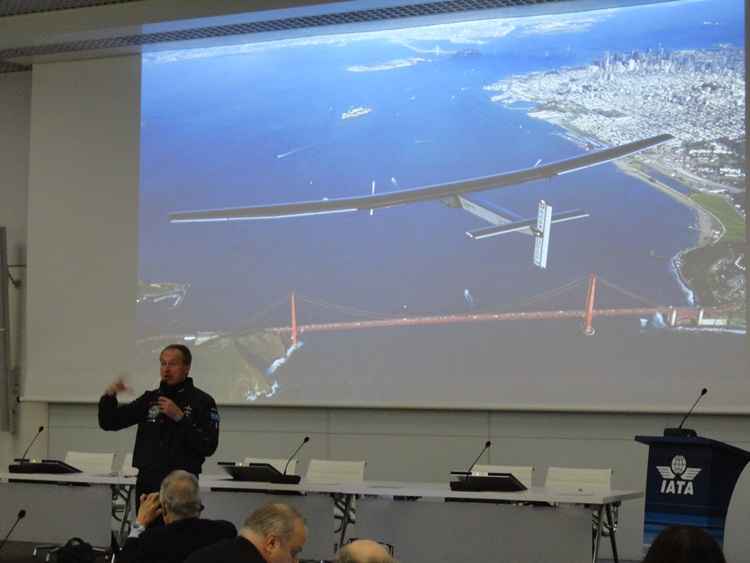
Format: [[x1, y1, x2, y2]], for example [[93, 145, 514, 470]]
[[657, 455, 701, 495]]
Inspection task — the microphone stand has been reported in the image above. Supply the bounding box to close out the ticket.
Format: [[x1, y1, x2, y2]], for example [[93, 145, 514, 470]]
[[0, 510, 26, 554], [283, 437, 310, 476], [664, 389, 707, 437], [465, 441, 492, 479], [16, 426, 45, 463]]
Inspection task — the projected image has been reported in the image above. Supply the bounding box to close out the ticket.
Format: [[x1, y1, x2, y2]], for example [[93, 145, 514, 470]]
[[137, 0, 746, 408]]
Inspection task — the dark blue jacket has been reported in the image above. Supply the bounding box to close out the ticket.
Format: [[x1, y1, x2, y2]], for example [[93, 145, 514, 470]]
[[118, 517, 236, 563], [98, 377, 219, 476]]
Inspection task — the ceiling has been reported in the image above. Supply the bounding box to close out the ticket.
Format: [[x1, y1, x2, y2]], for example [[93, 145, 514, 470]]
[[0, 0, 677, 73]]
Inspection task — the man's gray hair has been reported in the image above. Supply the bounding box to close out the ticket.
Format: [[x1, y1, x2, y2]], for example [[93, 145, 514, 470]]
[[159, 470, 202, 520], [243, 503, 304, 542]]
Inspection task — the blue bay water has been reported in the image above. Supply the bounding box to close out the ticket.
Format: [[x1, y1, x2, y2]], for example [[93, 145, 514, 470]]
[[140, 53, 707, 329]]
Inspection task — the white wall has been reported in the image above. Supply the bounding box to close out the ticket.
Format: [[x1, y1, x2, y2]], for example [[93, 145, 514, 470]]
[[0, 71, 49, 465], [0, 72, 29, 374], [2, 53, 142, 467]]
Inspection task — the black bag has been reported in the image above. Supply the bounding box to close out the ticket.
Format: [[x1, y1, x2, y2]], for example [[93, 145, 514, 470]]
[[56, 537, 95, 563]]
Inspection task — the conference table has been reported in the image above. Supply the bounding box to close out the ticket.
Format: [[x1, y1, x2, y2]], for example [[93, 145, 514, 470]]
[[0, 472, 641, 563]]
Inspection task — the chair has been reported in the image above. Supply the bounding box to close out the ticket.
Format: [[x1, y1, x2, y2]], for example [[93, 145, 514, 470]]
[[545, 467, 619, 562], [545, 466, 612, 491], [243, 456, 297, 475], [473, 464, 534, 488], [306, 460, 366, 549], [306, 459, 366, 483], [65, 451, 115, 474], [119, 452, 138, 477]]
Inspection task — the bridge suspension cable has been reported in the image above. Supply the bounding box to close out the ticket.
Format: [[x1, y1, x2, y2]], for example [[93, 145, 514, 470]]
[[596, 276, 659, 307], [501, 276, 589, 311], [296, 293, 393, 320]]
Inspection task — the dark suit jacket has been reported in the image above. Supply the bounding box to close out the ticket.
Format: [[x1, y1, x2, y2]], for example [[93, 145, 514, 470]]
[[185, 536, 266, 563], [118, 517, 236, 563], [98, 377, 220, 478]]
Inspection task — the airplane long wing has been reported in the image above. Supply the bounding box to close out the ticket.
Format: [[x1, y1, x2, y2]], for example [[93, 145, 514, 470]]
[[169, 134, 673, 223]]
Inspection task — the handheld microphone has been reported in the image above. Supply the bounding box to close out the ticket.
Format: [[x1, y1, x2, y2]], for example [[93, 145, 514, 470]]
[[16, 426, 44, 463], [283, 436, 310, 475], [0, 509, 27, 554], [664, 388, 707, 437], [465, 440, 492, 477]]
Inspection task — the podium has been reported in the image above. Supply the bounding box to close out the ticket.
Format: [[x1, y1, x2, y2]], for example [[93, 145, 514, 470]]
[[635, 435, 750, 549]]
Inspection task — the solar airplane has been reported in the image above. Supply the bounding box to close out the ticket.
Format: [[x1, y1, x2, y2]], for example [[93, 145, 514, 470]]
[[169, 133, 673, 269]]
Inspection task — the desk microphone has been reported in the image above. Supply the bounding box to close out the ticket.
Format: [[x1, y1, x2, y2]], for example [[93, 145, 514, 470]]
[[16, 426, 44, 463], [664, 388, 707, 437], [283, 436, 310, 475], [0, 509, 27, 554], [465, 440, 492, 477]]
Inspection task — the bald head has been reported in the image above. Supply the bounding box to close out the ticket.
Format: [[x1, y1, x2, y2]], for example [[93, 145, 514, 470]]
[[336, 540, 394, 563]]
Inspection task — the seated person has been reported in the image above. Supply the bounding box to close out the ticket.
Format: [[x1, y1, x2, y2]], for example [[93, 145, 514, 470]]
[[643, 525, 726, 563], [336, 539, 395, 563], [185, 502, 306, 563], [118, 469, 236, 563]]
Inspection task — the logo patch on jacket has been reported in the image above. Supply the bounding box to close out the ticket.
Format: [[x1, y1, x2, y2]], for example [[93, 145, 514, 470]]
[[147, 404, 160, 422], [209, 408, 220, 428]]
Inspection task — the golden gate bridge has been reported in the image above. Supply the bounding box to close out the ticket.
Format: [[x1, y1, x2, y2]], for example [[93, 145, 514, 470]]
[[255, 274, 737, 345]]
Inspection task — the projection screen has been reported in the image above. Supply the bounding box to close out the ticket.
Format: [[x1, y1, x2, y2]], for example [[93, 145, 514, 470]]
[[24, 0, 748, 411]]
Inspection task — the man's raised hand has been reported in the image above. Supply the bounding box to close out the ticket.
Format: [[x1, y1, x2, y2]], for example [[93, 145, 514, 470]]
[[136, 492, 162, 527], [105, 376, 131, 397]]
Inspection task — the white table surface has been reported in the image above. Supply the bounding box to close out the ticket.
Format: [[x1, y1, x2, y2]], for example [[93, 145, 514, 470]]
[[1, 472, 642, 505]]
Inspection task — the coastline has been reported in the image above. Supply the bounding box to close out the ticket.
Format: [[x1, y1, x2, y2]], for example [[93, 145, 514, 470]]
[[530, 115, 720, 247], [613, 158, 729, 308], [670, 249, 696, 306], [524, 114, 726, 308], [614, 159, 720, 247]]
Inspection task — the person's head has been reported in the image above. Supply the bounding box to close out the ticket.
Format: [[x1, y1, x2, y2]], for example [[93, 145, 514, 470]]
[[241, 503, 307, 563], [336, 539, 394, 563], [160, 344, 192, 387], [643, 525, 726, 563], [159, 470, 202, 525]]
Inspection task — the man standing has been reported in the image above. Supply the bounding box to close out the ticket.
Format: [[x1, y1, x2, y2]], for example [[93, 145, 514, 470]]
[[117, 470, 236, 563], [98, 344, 220, 502], [186, 503, 307, 563]]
